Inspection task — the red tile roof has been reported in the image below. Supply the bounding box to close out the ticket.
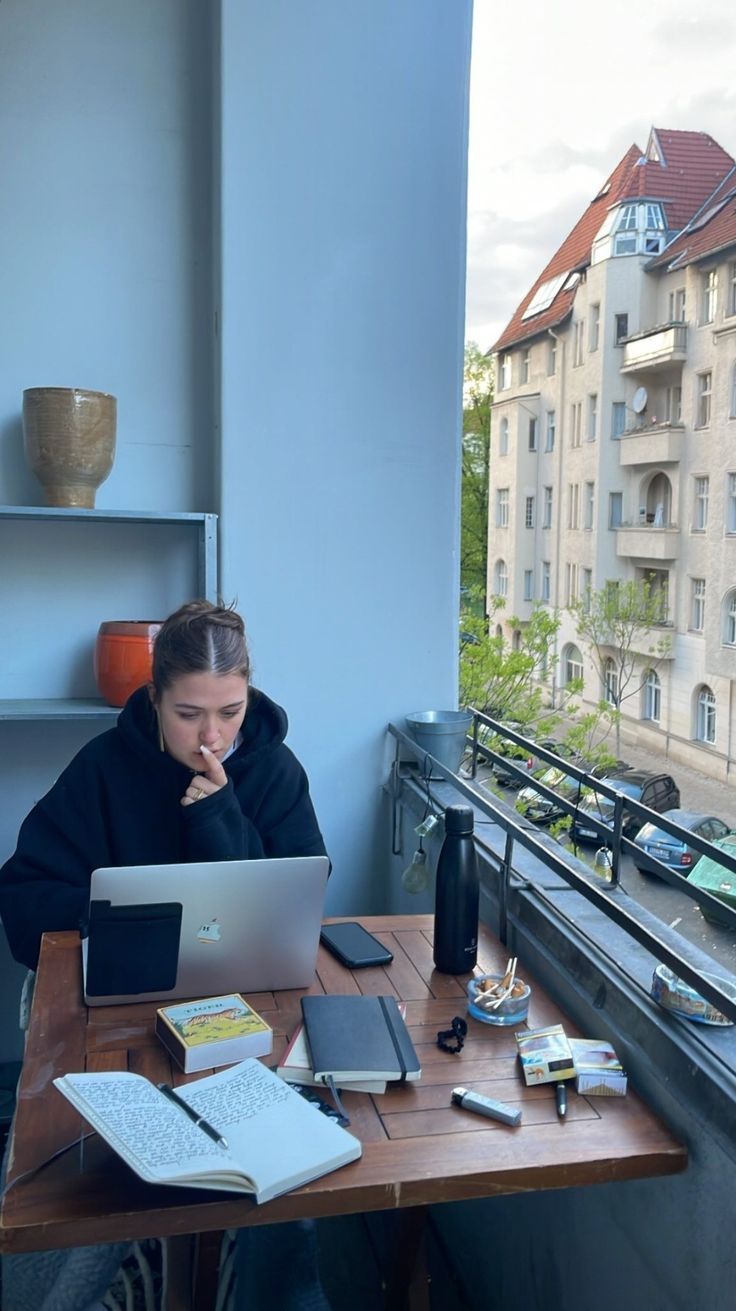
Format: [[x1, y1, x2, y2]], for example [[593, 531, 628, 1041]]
[[649, 167, 736, 271], [492, 129, 736, 354]]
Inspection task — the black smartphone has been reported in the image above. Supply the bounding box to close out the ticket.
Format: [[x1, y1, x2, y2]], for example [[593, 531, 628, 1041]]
[[320, 922, 394, 968]]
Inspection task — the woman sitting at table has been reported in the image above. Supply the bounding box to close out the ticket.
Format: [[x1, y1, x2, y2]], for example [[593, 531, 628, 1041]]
[[0, 598, 327, 971], [0, 600, 333, 1311]]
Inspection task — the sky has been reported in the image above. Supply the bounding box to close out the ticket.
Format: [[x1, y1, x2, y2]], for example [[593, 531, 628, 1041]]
[[466, 0, 736, 352]]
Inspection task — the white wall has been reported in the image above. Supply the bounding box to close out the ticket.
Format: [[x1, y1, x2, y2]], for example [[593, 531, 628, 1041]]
[[217, 0, 472, 912]]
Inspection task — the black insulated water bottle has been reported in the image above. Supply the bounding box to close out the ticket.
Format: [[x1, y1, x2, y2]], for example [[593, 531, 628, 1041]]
[[433, 804, 479, 974]]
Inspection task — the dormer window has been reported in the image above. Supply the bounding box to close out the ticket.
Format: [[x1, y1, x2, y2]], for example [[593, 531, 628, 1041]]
[[613, 202, 666, 256]]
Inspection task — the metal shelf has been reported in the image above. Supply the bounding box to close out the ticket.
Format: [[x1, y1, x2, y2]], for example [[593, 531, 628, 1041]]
[[0, 699, 120, 722]]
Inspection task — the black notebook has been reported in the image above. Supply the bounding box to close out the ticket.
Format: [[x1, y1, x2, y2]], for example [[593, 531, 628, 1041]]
[[301, 994, 421, 1084]]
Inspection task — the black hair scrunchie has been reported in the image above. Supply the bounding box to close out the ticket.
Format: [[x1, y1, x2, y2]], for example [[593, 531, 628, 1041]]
[[436, 1016, 468, 1055]]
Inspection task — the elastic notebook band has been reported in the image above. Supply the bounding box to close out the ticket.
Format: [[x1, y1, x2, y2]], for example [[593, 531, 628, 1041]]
[[378, 995, 407, 1083]]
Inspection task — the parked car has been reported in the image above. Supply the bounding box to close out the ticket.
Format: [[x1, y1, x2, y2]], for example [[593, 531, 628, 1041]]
[[516, 758, 630, 826], [494, 735, 562, 788], [633, 810, 731, 876], [515, 765, 595, 825], [570, 771, 681, 845]]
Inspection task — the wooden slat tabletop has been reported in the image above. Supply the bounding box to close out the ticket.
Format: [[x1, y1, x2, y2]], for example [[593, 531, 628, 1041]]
[[0, 916, 687, 1253]]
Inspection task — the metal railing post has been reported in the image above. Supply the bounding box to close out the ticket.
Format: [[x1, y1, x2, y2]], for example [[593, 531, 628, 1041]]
[[610, 793, 624, 886], [498, 832, 514, 946]]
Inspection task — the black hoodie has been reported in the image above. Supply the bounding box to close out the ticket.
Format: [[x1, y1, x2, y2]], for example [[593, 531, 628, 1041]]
[[0, 686, 327, 970]]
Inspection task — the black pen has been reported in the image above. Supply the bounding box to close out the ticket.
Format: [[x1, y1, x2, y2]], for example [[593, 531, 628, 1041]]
[[157, 1083, 229, 1149], [555, 1081, 567, 1120]]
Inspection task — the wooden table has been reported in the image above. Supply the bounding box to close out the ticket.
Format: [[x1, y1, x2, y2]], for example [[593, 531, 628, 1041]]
[[0, 916, 686, 1296]]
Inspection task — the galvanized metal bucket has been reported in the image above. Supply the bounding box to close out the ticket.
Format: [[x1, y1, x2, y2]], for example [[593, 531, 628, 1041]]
[[405, 709, 473, 773]]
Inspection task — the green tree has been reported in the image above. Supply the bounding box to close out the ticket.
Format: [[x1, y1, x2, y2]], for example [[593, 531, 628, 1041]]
[[461, 342, 493, 606], [569, 579, 672, 752], [459, 602, 560, 729]]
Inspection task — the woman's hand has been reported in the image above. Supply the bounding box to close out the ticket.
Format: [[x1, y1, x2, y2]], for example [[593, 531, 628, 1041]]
[[181, 745, 229, 807]]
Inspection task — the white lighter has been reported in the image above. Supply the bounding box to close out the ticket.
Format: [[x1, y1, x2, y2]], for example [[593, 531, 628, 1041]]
[[451, 1086, 522, 1126]]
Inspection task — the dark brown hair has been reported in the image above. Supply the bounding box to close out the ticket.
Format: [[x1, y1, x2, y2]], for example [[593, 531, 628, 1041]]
[[151, 600, 251, 695]]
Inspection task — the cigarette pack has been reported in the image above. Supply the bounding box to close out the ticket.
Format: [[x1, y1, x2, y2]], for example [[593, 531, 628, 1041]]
[[515, 1023, 575, 1086], [156, 992, 273, 1073], [569, 1037, 627, 1096]]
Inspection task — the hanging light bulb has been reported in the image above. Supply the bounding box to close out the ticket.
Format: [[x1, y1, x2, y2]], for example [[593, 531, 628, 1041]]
[[402, 847, 429, 893]]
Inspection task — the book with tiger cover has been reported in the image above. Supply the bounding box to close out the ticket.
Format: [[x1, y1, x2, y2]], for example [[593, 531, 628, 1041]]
[[156, 993, 273, 1073]]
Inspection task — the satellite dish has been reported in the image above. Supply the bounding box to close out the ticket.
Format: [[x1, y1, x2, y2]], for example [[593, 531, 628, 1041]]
[[633, 387, 648, 414]]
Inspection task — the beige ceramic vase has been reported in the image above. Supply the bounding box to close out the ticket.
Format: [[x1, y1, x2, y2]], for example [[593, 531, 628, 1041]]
[[23, 387, 117, 509]]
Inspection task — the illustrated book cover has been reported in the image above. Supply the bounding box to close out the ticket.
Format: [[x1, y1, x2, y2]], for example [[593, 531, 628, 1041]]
[[156, 992, 273, 1073], [54, 1058, 361, 1202]]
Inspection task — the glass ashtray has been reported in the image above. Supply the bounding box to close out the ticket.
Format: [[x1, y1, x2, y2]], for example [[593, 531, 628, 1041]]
[[467, 974, 531, 1026]]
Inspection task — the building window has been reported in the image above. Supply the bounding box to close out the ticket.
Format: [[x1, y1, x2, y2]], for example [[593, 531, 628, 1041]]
[[588, 394, 597, 441], [562, 643, 584, 687], [570, 402, 582, 447], [573, 320, 584, 367], [664, 386, 682, 423], [730, 363, 736, 418], [523, 569, 533, 601], [547, 339, 557, 376], [608, 491, 623, 528], [691, 578, 706, 632], [611, 401, 626, 438], [496, 487, 509, 527], [693, 476, 709, 531], [582, 568, 592, 611], [723, 591, 736, 645], [545, 410, 556, 451], [728, 262, 736, 318], [727, 473, 736, 534], [521, 348, 530, 384], [589, 304, 600, 352], [669, 288, 686, 322], [541, 560, 551, 602], [564, 562, 578, 605], [603, 658, 619, 706], [567, 482, 580, 529], [494, 559, 508, 598], [696, 372, 712, 427], [525, 495, 535, 528], [643, 669, 661, 722], [701, 269, 718, 324], [498, 416, 509, 455], [614, 313, 628, 344], [614, 204, 638, 255], [543, 485, 553, 529], [695, 685, 716, 745], [512, 629, 522, 651], [639, 568, 670, 624], [528, 417, 538, 451], [583, 481, 595, 530], [499, 354, 511, 390]]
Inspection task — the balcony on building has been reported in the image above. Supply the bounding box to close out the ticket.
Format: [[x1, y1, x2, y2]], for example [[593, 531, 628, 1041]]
[[620, 322, 688, 375], [618, 419, 684, 466], [615, 523, 680, 560]]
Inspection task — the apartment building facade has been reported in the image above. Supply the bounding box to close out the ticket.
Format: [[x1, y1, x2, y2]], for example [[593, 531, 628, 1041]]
[[488, 128, 736, 781]]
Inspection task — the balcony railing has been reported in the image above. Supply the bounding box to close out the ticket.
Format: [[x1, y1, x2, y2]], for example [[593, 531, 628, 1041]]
[[615, 523, 680, 560], [620, 322, 688, 374], [389, 712, 736, 1020], [618, 421, 684, 466]]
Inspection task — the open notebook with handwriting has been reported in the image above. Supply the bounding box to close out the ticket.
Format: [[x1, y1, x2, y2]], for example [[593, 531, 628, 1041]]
[[54, 1058, 361, 1203]]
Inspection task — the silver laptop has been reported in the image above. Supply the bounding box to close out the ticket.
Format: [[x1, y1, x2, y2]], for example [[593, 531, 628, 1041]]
[[82, 856, 330, 1006]]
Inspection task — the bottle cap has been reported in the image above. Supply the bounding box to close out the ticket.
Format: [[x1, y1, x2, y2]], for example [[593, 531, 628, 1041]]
[[444, 804, 474, 835]]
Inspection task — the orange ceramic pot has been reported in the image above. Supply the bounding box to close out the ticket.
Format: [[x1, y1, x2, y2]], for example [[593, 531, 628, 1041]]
[[94, 621, 162, 708]]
